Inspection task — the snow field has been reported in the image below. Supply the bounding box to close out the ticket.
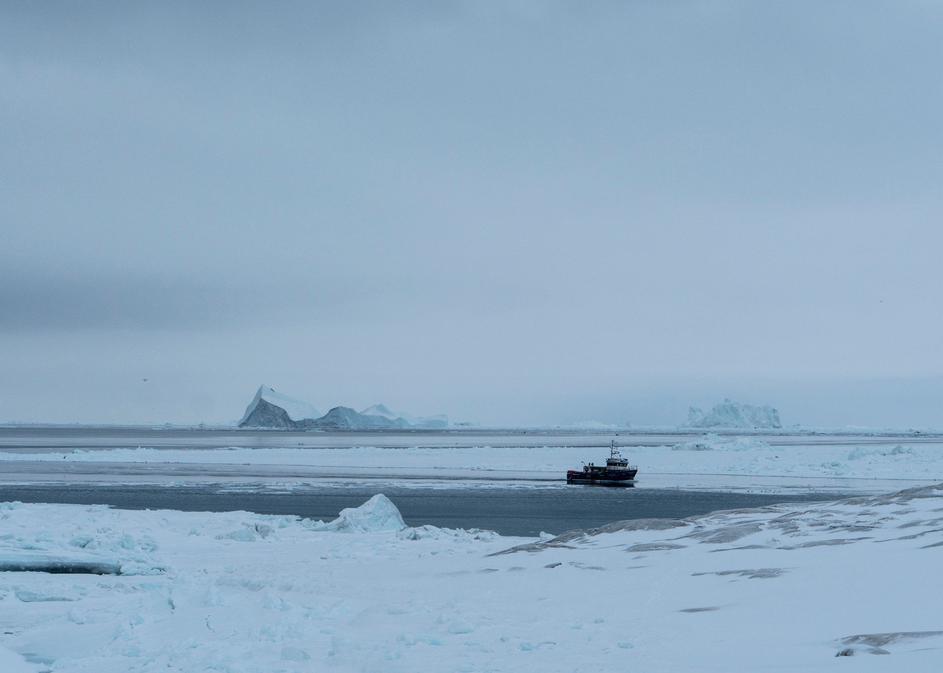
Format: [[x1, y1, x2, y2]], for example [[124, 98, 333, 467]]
[[0, 486, 941, 671]]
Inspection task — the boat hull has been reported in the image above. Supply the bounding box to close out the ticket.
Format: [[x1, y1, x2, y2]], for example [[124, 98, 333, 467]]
[[566, 468, 638, 486]]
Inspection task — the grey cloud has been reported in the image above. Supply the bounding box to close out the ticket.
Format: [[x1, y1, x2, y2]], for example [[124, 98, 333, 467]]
[[1, 2, 942, 424]]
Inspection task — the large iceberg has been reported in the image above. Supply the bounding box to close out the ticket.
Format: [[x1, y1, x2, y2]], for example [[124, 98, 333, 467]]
[[686, 398, 782, 429]]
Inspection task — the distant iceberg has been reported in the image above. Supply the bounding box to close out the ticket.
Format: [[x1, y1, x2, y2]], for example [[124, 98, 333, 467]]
[[238, 386, 447, 430], [685, 398, 782, 429]]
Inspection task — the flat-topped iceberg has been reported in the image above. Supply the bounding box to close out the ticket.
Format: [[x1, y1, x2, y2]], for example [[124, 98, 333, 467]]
[[686, 398, 782, 429]]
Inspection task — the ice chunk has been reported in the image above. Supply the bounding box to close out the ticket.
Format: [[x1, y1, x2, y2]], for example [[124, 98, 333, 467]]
[[0, 551, 121, 575], [318, 494, 406, 533]]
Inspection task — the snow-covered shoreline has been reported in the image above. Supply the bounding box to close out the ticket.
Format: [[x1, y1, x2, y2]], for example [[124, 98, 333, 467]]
[[1, 486, 941, 671]]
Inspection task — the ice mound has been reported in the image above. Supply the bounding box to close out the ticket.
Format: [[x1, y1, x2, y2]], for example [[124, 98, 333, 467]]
[[686, 398, 782, 429], [318, 494, 406, 533]]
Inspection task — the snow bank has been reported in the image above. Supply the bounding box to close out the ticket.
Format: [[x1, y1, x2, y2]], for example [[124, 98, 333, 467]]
[[686, 398, 782, 429]]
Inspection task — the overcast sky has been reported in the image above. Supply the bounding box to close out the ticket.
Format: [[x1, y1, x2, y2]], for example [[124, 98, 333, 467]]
[[2, 1, 942, 427]]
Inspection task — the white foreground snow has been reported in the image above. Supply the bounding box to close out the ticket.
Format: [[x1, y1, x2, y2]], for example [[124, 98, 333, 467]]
[[0, 487, 941, 671]]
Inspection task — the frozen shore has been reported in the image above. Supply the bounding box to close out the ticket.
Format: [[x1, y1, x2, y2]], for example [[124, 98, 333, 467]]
[[0, 486, 941, 671]]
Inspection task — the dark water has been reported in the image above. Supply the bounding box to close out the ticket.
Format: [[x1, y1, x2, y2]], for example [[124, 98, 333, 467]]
[[0, 484, 841, 536]]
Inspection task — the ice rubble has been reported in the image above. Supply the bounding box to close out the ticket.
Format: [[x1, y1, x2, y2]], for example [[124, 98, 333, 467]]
[[686, 398, 782, 429]]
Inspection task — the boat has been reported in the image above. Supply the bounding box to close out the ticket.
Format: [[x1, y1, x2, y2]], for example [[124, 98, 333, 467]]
[[566, 441, 638, 486]]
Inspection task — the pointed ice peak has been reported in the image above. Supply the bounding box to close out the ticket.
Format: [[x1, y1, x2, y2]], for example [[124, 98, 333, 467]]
[[360, 404, 398, 420], [240, 385, 321, 425]]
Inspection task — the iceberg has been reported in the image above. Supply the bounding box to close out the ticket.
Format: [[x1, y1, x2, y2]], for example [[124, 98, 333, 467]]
[[686, 398, 782, 429], [237, 387, 448, 430]]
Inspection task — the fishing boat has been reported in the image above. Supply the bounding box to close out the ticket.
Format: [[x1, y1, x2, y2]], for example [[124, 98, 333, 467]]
[[566, 440, 638, 486]]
